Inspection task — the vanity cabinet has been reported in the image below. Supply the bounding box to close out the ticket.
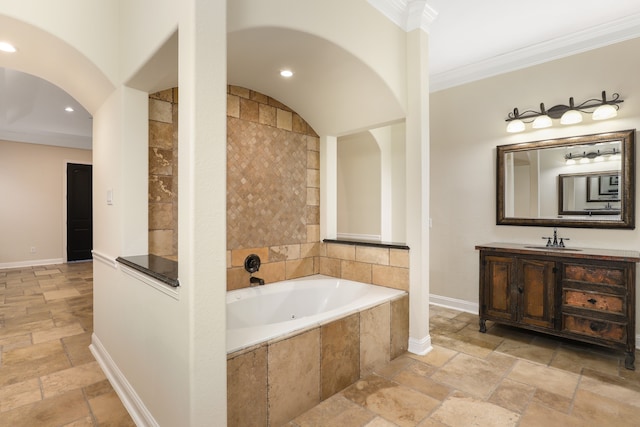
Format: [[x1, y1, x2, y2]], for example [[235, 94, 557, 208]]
[[477, 243, 639, 370]]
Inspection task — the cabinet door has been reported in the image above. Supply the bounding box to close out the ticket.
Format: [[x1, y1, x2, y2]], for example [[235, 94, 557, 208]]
[[518, 258, 556, 329], [482, 255, 516, 321]]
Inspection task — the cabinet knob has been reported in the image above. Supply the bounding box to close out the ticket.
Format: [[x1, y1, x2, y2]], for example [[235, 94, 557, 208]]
[[589, 322, 605, 332], [587, 298, 597, 304], [518, 287, 523, 294]]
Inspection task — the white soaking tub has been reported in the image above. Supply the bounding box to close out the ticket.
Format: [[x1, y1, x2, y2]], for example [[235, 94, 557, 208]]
[[226, 274, 406, 353]]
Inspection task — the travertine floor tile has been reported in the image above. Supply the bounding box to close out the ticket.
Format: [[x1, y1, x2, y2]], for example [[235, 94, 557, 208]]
[[429, 392, 520, 427], [519, 402, 585, 427], [507, 360, 580, 398], [41, 361, 106, 398], [290, 395, 375, 427], [431, 353, 508, 399], [0, 378, 41, 412], [571, 389, 640, 426], [88, 391, 136, 426]]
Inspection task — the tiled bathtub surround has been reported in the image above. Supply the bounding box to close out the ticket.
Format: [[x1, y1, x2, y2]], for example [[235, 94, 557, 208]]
[[227, 295, 409, 426], [148, 89, 179, 259]]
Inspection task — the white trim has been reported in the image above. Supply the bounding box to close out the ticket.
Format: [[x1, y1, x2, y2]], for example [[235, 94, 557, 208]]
[[430, 294, 479, 314], [408, 335, 432, 355], [431, 12, 640, 92], [120, 263, 180, 300], [336, 232, 381, 242], [368, 0, 438, 33], [91, 250, 118, 269], [0, 258, 64, 269], [90, 334, 158, 427], [637, 335, 640, 350]]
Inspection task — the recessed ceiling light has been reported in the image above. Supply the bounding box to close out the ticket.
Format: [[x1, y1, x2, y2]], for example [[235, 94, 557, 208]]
[[0, 41, 16, 53], [65, 106, 75, 112], [280, 69, 293, 78]]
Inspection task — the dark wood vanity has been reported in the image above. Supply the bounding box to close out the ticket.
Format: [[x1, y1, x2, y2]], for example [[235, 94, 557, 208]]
[[476, 243, 639, 370]]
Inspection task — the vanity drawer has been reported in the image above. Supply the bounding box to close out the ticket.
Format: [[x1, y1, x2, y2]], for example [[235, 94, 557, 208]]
[[562, 314, 626, 343], [563, 290, 624, 314], [563, 264, 625, 286]]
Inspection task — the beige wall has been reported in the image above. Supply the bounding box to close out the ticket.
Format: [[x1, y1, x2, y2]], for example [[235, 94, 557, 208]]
[[0, 140, 91, 266], [430, 37, 640, 335], [338, 131, 382, 239]]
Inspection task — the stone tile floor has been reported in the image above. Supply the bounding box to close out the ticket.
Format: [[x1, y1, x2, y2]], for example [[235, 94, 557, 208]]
[[0, 262, 134, 426], [290, 305, 640, 427], [2, 262, 639, 426]]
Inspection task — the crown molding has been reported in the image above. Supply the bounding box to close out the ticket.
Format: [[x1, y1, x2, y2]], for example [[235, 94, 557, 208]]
[[368, 0, 438, 33], [430, 13, 640, 93]]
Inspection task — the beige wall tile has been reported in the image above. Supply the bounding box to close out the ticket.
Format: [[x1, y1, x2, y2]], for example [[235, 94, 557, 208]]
[[240, 98, 259, 122], [389, 249, 410, 268], [286, 258, 314, 279], [150, 89, 173, 102], [149, 120, 173, 149], [149, 176, 174, 202], [307, 150, 320, 169], [269, 244, 301, 262], [227, 347, 268, 426], [307, 169, 320, 188], [341, 260, 372, 284], [356, 246, 389, 266], [149, 203, 173, 230], [319, 257, 341, 278], [360, 303, 390, 376], [149, 230, 174, 256], [307, 187, 320, 206], [227, 94, 240, 118], [326, 243, 355, 261], [229, 85, 250, 98], [268, 329, 321, 426], [260, 261, 286, 284], [321, 314, 360, 400], [307, 225, 320, 243], [276, 108, 293, 130], [301, 242, 319, 258], [390, 296, 409, 359], [258, 103, 276, 127], [149, 98, 172, 123], [292, 113, 306, 134], [227, 267, 248, 291], [226, 250, 232, 269], [250, 90, 269, 104], [307, 135, 320, 152], [231, 247, 270, 267], [372, 265, 409, 291]]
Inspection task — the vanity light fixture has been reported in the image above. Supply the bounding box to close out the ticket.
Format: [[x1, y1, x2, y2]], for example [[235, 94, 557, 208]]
[[564, 147, 619, 164], [0, 41, 16, 53], [506, 91, 623, 133]]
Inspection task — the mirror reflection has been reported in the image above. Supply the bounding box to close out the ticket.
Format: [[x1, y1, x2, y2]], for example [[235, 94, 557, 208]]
[[497, 130, 635, 229]]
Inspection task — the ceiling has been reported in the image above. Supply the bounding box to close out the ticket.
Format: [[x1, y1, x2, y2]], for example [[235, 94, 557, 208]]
[[3, 0, 640, 149]]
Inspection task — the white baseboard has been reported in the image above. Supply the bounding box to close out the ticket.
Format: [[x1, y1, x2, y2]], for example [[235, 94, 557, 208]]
[[0, 258, 64, 269], [408, 335, 432, 355], [430, 294, 479, 314], [90, 334, 158, 427]]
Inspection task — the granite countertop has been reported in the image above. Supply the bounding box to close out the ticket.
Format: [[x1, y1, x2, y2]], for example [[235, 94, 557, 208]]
[[116, 254, 179, 287], [475, 242, 640, 263]]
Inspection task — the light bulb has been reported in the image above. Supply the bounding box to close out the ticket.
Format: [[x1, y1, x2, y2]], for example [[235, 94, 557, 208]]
[[532, 115, 552, 129], [560, 110, 583, 125], [506, 119, 525, 133], [592, 104, 617, 120]]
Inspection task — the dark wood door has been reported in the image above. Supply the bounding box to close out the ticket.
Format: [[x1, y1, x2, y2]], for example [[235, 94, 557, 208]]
[[518, 258, 556, 329], [67, 163, 92, 261], [482, 255, 517, 321]]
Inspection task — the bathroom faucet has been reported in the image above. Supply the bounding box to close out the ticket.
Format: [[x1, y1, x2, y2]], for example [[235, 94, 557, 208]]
[[250, 276, 265, 286], [542, 227, 569, 248]]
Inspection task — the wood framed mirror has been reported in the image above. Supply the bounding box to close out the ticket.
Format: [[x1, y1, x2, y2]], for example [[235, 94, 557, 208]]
[[497, 129, 635, 229]]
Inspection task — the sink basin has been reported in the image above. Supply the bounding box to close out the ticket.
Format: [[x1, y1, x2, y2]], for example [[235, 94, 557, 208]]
[[524, 246, 582, 251]]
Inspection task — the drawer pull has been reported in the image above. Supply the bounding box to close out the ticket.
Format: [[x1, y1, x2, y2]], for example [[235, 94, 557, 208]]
[[587, 298, 597, 304], [589, 322, 605, 332]]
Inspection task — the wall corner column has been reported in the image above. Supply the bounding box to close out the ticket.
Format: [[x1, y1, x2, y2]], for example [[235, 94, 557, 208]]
[[320, 135, 338, 240], [405, 27, 431, 355]]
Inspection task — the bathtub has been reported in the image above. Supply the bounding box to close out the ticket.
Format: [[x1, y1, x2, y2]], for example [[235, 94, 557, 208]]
[[226, 274, 406, 353]]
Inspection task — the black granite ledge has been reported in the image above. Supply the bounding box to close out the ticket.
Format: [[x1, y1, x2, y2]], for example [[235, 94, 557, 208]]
[[323, 238, 409, 250], [116, 254, 179, 288]]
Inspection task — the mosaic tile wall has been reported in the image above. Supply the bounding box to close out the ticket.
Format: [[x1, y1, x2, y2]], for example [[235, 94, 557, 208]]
[[148, 89, 178, 260], [226, 85, 321, 290]]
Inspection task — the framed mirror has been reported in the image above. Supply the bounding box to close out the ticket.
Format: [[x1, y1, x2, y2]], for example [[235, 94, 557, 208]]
[[497, 129, 635, 229]]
